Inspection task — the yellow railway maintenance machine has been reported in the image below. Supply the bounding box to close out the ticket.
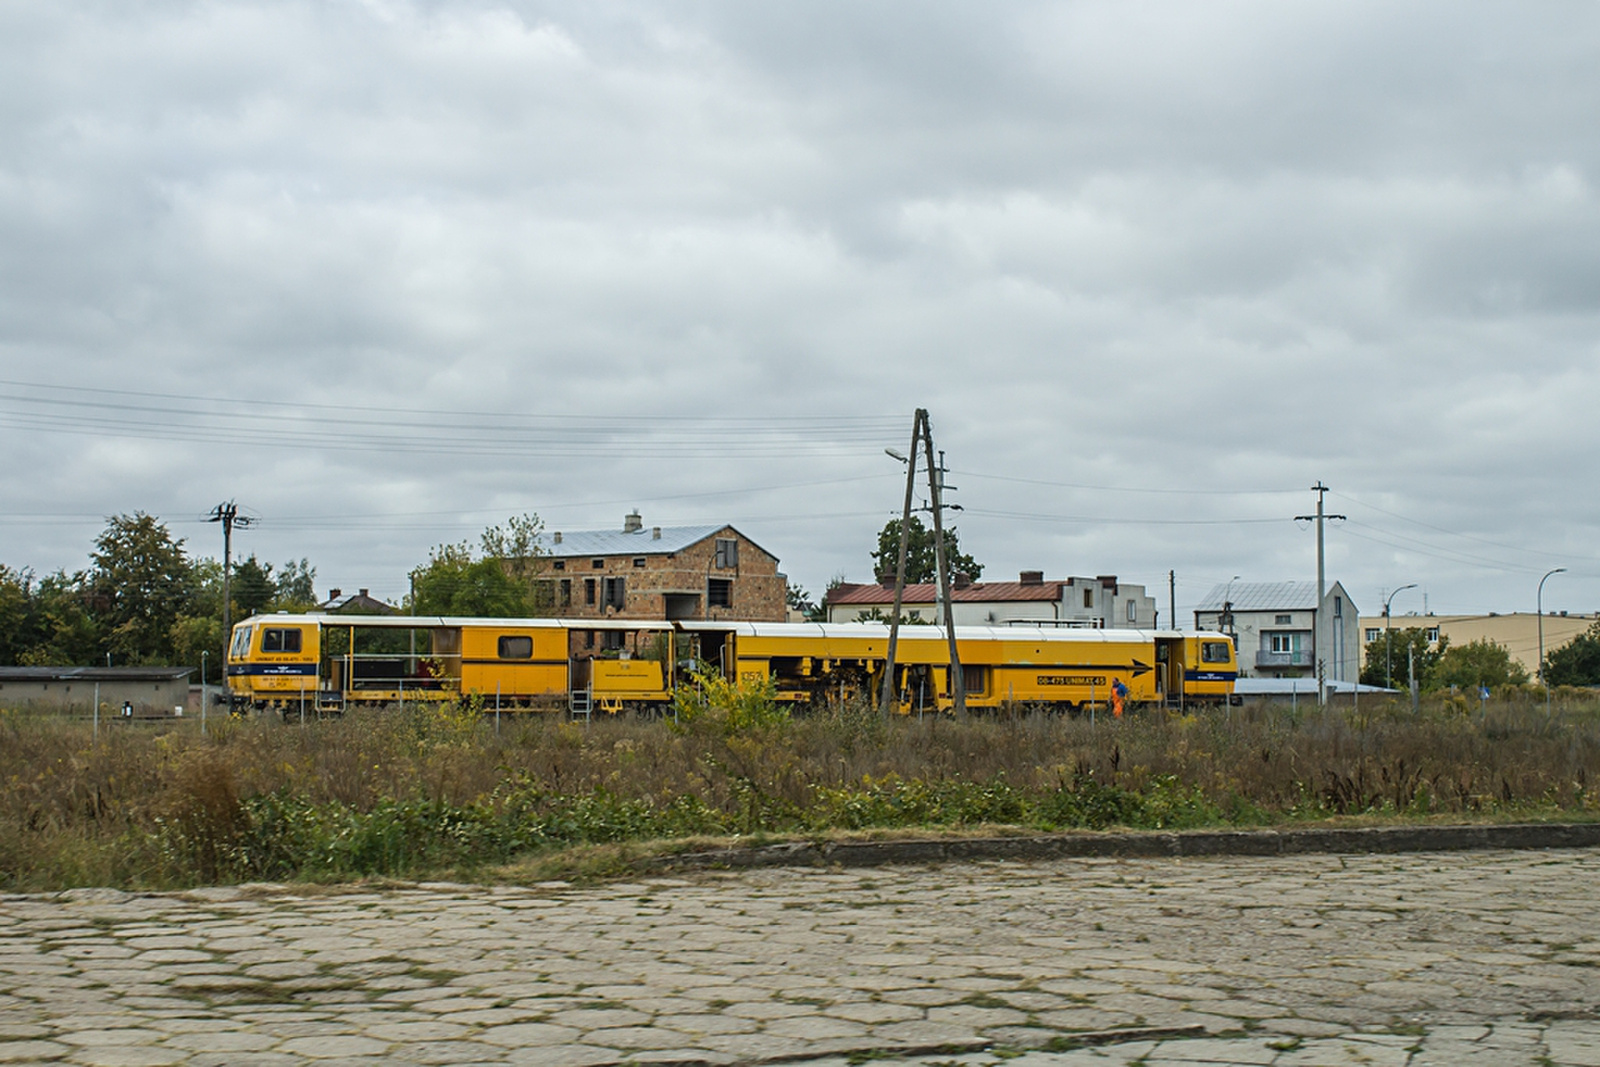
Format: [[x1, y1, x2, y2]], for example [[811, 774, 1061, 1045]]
[[227, 613, 678, 717], [229, 615, 1239, 717], [678, 622, 1239, 714]]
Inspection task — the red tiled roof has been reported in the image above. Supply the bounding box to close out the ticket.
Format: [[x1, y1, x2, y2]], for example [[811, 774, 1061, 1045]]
[[826, 581, 1064, 605]]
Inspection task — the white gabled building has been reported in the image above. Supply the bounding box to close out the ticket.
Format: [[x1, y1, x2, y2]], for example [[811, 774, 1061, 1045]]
[[826, 572, 1160, 629], [1194, 580, 1360, 682]]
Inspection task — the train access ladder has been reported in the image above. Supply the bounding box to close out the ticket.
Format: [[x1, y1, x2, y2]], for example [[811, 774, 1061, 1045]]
[[569, 687, 592, 722]]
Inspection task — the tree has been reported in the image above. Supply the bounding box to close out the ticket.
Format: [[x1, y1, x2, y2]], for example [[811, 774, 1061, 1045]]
[[786, 583, 821, 621], [18, 570, 101, 666], [410, 515, 548, 617], [232, 555, 276, 620], [274, 558, 317, 608], [1543, 620, 1600, 687], [1359, 626, 1446, 690], [89, 514, 192, 664], [0, 565, 34, 665], [170, 614, 224, 683], [1431, 638, 1528, 690], [870, 516, 983, 584]]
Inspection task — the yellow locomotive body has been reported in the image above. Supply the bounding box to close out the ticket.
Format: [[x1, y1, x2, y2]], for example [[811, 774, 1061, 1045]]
[[227, 614, 1237, 715]]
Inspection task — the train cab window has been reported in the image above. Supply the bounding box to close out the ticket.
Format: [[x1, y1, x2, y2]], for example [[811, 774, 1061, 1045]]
[[498, 636, 533, 660], [1201, 641, 1231, 664], [229, 626, 253, 658], [262, 628, 302, 654]]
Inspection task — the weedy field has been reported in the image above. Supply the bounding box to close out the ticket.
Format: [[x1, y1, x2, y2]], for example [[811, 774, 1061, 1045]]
[[3, 679, 1599, 891]]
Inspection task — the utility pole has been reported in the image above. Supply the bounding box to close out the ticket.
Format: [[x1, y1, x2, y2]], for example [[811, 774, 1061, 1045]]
[[207, 501, 254, 678], [1296, 483, 1345, 708], [880, 411, 924, 714], [1169, 570, 1177, 632], [920, 417, 966, 715]]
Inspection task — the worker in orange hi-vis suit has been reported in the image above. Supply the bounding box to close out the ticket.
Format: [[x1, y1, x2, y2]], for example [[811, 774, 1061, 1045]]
[[1111, 678, 1128, 718]]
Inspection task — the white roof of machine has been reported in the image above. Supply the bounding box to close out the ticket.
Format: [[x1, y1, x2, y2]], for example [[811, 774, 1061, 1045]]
[[717, 622, 1210, 643], [245, 613, 671, 630]]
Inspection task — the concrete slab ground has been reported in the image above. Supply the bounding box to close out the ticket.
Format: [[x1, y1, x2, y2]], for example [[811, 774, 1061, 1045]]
[[4, 848, 1600, 1064]]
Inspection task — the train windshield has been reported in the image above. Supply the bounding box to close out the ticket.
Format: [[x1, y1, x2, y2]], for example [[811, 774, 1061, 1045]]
[[229, 625, 253, 658], [1201, 641, 1232, 664]]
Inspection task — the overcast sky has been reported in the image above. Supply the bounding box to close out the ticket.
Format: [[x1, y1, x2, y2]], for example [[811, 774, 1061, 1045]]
[[2, 1, 1598, 625]]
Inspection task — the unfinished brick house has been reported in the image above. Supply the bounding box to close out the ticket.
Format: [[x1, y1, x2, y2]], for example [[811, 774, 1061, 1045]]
[[537, 512, 786, 622]]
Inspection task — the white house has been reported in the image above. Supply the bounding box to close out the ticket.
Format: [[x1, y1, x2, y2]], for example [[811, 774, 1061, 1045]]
[[1194, 580, 1360, 682], [826, 572, 1160, 628]]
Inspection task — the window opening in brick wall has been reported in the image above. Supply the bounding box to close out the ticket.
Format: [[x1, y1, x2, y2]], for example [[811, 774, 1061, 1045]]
[[559, 579, 571, 608], [714, 538, 738, 568], [633, 557, 646, 568], [592, 558, 605, 569], [602, 577, 626, 610], [708, 578, 732, 609], [553, 560, 565, 571], [584, 578, 596, 606]]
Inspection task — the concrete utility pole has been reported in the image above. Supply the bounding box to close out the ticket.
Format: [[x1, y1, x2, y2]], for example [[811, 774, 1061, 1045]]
[[920, 417, 966, 715], [207, 501, 254, 679], [880, 411, 924, 714], [1296, 482, 1345, 708], [1169, 570, 1177, 633]]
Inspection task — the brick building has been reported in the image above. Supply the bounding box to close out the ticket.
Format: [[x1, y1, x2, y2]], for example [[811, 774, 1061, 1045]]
[[538, 512, 786, 622]]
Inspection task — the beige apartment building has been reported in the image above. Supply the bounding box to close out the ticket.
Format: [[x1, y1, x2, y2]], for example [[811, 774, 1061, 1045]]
[[1357, 612, 1597, 678]]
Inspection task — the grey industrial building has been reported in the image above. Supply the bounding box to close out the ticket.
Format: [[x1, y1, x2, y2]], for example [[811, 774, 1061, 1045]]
[[0, 666, 193, 715]]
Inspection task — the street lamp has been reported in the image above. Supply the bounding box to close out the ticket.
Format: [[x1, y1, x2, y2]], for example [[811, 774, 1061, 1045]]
[[1539, 567, 1566, 714], [1384, 583, 1418, 691]]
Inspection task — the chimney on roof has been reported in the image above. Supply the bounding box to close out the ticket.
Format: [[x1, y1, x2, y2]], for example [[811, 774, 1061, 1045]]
[[954, 573, 973, 589], [553, 531, 562, 544], [652, 526, 661, 539], [624, 511, 642, 533], [1099, 574, 1119, 591], [1020, 570, 1044, 585], [328, 588, 341, 600], [359, 588, 369, 598]]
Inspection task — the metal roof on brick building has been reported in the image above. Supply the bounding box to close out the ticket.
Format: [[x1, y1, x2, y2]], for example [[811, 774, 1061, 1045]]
[[544, 523, 777, 561]]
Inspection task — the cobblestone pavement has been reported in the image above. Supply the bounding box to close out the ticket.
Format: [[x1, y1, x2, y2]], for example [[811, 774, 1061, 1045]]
[[3, 849, 1600, 1065]]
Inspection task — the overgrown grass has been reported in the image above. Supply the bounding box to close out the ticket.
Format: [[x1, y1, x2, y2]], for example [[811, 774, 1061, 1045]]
[[4, 684, 1600, 891]]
